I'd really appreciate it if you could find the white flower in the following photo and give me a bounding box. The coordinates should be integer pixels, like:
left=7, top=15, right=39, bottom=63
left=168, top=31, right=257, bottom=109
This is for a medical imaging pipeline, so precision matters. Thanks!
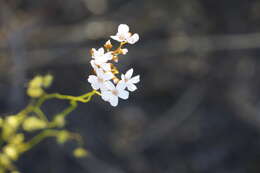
left=91, top=48, right=113, bottom=72
left=101, top=81, right=129, bottom=107
left=92, top=48, right=113, bottom=64
left=88, top=68, right=113, bottom=90
left=91, top=59, right=111, bottom=72
left=111, top=24, right=139, bottom=44
left=121, top=68, right=140, bottom=92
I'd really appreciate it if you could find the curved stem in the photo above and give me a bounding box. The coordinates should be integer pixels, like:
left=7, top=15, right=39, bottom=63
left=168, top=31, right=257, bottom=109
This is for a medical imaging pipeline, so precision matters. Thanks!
left=60, top=101, right=78, bottom=118
left=35, top=90, right=97, bottom=108
left=34, top=107, right=48, bottom=122
left=23, top=129, right=59, bottom=152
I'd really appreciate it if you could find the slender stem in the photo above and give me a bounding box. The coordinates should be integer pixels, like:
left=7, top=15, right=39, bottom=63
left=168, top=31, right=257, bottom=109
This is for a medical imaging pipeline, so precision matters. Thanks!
left=34, top=107, right=48, bottom=122
left=60, top=101, right=77, bottom=118
left=35, top=90, right=97, bottom=108
left=23, top=129, right=59, bottom=152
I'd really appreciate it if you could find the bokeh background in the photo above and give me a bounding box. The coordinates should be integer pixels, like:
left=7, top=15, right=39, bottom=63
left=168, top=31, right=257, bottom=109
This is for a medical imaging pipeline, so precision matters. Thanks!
left=1, top=0, right=260, bottom=172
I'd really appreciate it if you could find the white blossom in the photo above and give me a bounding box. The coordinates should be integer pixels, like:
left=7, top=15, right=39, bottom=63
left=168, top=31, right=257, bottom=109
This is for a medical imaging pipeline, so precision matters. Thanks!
left=88, top=24, right=140, bottom=107
left=121, top=68, right=140, bottom=92
left=110, top=24, right=139, bottom=44
left=101, top=81, right=129, bottom=107
left=92, top=48, right=113, bottom=64
left=90, top=60, right=111, bottom=72
left=88, top=68, right=113, bottom=90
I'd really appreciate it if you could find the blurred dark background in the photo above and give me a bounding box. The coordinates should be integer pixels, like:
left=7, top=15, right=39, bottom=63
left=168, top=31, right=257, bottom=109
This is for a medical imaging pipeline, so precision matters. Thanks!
left=1, top=0, right=260, bottom=172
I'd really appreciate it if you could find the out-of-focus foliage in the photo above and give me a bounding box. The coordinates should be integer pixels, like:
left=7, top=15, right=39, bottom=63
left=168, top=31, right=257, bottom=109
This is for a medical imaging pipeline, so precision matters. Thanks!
left=0, top=75, right=97, bottom=173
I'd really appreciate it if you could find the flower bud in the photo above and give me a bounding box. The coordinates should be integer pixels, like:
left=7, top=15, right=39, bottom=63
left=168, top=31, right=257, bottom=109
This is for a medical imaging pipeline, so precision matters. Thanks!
left=27, top=87, right=44, bottom=98
left=56, top=130, right=70, bottom=144
left=104, top=40, right=113, bottom=50
left=22, top=117, right=47, bottom=131
left=3, top=145, right=18, bottom=160
left=42, top=74, right=53, bottom=88
left=73, top=148, right=88, bottom=158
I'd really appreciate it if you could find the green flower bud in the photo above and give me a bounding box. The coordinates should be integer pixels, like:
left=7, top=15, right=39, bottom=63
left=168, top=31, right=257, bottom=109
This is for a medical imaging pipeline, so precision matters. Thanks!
left=53, top=115, right=65, bottom=128
left=56, top=130, right=70, bottom=144
left=42, top=74, right=53, bottom=88
left=3, top=145, right=18, bottom=160
left=22, top=117, right=47, bottom=131
left=73, top=148, right=88, bottom=158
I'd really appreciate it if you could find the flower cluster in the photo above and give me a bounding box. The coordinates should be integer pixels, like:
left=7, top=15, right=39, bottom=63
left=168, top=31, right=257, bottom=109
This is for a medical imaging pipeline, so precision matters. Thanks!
left=88, top=24, right=140, bottom=106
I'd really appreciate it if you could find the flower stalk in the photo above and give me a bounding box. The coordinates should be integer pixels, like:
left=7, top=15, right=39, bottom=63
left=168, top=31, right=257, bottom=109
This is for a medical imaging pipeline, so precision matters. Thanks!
left=0, top=24, right=140, bottom=173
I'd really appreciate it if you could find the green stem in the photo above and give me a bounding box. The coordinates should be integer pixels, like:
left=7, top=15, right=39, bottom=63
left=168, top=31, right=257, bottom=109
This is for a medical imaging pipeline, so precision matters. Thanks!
left=23, top=129, right=59, bottom=152
left=36, top=90, right=97, bottom=108
left=34, top=108, right=48, bottom=122
left=60, top=101, right=77, bottom=118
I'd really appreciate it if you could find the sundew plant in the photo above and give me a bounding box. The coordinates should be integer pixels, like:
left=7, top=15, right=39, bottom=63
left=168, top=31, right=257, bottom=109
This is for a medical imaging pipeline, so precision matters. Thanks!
left=0, top=24, right=140, bottom=173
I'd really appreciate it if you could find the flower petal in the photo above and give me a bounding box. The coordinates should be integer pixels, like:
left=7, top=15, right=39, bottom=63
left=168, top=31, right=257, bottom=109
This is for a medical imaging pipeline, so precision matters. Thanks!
left=97, top=47, right=104, bottom=55
left=129, top=75, right=140, bottom=84
left=127, top=33, right=139, bottom=44
left=91, top=82, right=100, bottom=90
left=90, top=60, right=98, bottom=71
left=125, top=68, right=133, bottom=79
left=103, top=72, right=114, bottom=81
left=121, top=74, right=125, bottom=81
left=127, top=83, right=137, bottom=92
left=116, top=80, right=127, bottom=90
left=104, top=52, right=113, bottom=60
left=110, top=35, right=120, bottom=42
left=109, top=95, right=118, bottom=107
left=118, top=89, right=129, bottom=100
left=100, top=63, right=111, bottom=71
left=88, top=75, right=97, bottom=84
left=101, top=90, right=112, bottom=101
left=118, top=24, right=129, bottom=34
left=105, top=81, right=116, bottom=90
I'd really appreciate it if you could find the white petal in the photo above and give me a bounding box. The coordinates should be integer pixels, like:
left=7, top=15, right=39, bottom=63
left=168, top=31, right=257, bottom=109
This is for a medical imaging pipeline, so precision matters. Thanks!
left=105, top=81, right=116, bottom=90
left=125, top=68, right=133, bottom=79
left=110, top=35, right=121, bottom=42
left=130, top=75, right=140, bottom=84
left=127, top=33, right=139, bottom=44
left=103, top=72, right=114, bottom=81
left=109, top=95, right=118, bottom=107
left=100, top=63, right=111, bottom=71
left=97, top=48, right=104, bottom=55
left=101, top=90, right=112, bottom=101
left=88, top=75, right=97, bottom=84
left=91, top=81, right=100, bottom=90
left=125, top=32, right=132, bottom=39
left=118, top=90, right=129, bottom=100
left=90, top=60, right=98, bottom=70
left=95, top=58, right=107, bottom=65
left=104, top=52, right=113, bottom=60
left=116, top=80, right=127, bottom=90
left=92, top=48, right=97, bottom=55
left=118, top=24, right=129, bottom=34
left=95, top=68, right=103, bottom=77
left=127, top=83, right=137, bottom=92
left=121, top=74, right=125, bottom=81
